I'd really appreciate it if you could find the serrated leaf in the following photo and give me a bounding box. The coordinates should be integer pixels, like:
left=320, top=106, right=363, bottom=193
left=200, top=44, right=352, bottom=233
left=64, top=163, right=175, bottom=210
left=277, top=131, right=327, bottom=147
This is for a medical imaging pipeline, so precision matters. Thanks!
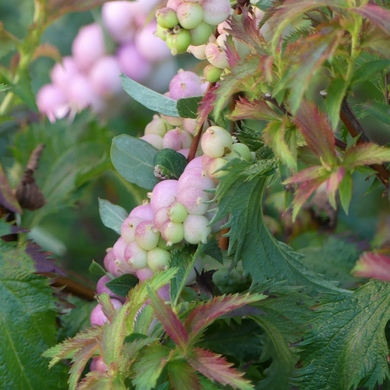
left=293, top=100, right=337, bottom=167
left=12, top=69, right=37, bottom=111
left=89, top=260, right=107, bottom=277
left=0, top=241, right=68, bottom=389
left=111, top=135, right=158, bottom=190
left=121, top=75, right=179, bottom=117
left=188, top=348, right=254, bottom=390
left=276, top=26, right=344, bottom=114
left=228, top=97, right=280, bottom=122
left=351, top=252, right=390, bottom=281
left=292, top=281, right=390, bottom=390
left=338, top=170, right=353, bottom=214
left=106, top=274, right=138, bottom=297
left=154, top=148, right=187, bottom=180
left=0, top=83, right=10, bottom=92
left=98, top=198, right=128, bottom=234
left=176, top=96, right=203, bottom=119
left=351, top=59, right=390, bottom=86
left=185, top=293, right=266, bottom=345
left=131, top=343, right=171, bottom=390
left=78, top=373, right=126, bottom=390
left=325, top=77, right=348, bottom=130
left=147, top=284, right=189, bottom=351
left=212, top=161, right=343, bottom=292
left=362, top=101, right=390, bottom=127
left=168, top=360, right=201, bottom=390
left=343, top=143, right=390, bottom=169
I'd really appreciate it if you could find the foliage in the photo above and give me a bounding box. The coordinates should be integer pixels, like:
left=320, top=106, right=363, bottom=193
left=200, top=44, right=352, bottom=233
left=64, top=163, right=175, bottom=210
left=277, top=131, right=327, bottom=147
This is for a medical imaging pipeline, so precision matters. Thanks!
left=2, top=0, right=390, bottom=389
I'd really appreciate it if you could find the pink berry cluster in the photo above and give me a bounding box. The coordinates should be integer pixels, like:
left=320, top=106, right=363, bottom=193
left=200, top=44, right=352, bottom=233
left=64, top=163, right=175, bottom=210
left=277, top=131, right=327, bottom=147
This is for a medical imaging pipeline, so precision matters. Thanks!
left=90, top=125, right=253, bottom=329
left=141, top=69, right=207, bottom=155
left=37, top=1, right=175, bottom=122
left=155, top=0, right=231, bottom=55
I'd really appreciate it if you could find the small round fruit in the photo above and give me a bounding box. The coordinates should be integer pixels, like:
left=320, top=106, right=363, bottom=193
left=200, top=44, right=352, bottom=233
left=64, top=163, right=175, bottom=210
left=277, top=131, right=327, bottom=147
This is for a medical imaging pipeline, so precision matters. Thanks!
left=177, top=2, right=204, bottom=30
left=200, top=126, right=233, bottom=158
left=156, top=7, right=179, bottom=29
left=166, top=29, right=192, bottom=55
left=147, top=247, right=171, bottom=272
left=203, top=64, right=222, bottom=82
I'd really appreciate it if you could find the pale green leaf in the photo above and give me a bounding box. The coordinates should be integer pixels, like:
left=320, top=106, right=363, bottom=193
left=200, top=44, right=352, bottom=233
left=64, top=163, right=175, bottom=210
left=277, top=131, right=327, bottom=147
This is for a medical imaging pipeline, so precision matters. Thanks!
left=98, top=198, right=128, bottom=234
left=121, top=75, right=179, bottom=117
left=111, top=135, right=159, bottom=190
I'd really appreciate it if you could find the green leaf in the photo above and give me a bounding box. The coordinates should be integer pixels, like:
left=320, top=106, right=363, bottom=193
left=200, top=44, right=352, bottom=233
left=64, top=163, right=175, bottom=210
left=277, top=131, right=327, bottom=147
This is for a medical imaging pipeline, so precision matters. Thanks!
left=12, top=69, right=38, bottom=111
left=131, top=343, right=171, bottom=390
left=121, top=75, right=179, bottom=117
left=176, top=96, right=203, bottom=119
left=351, top=59, right=390, bottom=86
left=0, top=162, right=22, bottom=214
left=338, top=170, right=353, bottom=214
left=98, top=198, right=128, bottom=235
left=362, top=100, right=390, bottom=127
left=325, top=77, right=348, bottom=130
left=0, top=83, right=10, bottom=92
left=213, top=161, right=343, bottom=293
left=89, top=260, right=107, bottom=277
left=106, top=274, right=138, bottom=297
left=0, top=218, right=12, bottom=237
left=111, top=135, right=159, bottom=190
left=343, top=143, right=390, bottom=169
left=168, top=360, right=201, bottom=390
left=292, top=281, right=390, bottom=389
left=0, top=241, right=68, bottom=389
left=154, top=148, right=187, bottom=180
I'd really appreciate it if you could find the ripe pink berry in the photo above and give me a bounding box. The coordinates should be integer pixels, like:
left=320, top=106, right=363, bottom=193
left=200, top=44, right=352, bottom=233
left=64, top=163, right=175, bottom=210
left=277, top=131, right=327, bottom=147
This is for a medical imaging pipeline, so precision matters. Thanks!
left=36, top=84, right=69, bottom=122
left=141, top=134, right=163, bottom=150
left=177, top=186, right=211, bottom=215
left=149, top=180, right=178, bottom=212
left=136, top=267, right=154, bottom=281
left=135, top=220, right=160, bottom=251
left=178, top=166, right=216, bottom=192
left=96, top=275, right=123, bottom=300
left=117, top=43, right=152, bottom=82
left=129, top=203, right=155, bottom=220
left=121, top=215, right=143, bottom=244
left=72, top=23, right=106, bottom=72
left=183, top=214, right=211, bottom=244
left=104, top=248, right=122, bottom=277
left=89, top=56, right=122, bottom=98
left=124, top=241, right=148, bottom=269
left=90, top=298, right=122, bottom=327
left=50, top=56, right=79, bottom=93
left=201, top=0, right=231, bottom=26
left=153, top=207, right=170, bottom=229
left=90, top=357, right=108, bottom=373
left=205, top=42, right=229, bottom=69
left=168, top=70, right=204, bottom=100
left=162, top=128, right=193, bottom=150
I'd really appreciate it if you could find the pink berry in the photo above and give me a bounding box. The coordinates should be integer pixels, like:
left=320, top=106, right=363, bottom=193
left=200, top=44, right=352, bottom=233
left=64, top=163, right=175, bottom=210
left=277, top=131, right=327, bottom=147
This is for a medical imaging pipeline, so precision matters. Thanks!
left=201, top=0, right=231, bottom=25
left=90, top=357, right=108, bottom=373
left=117, top=43, right=152, bottom=82
left=141, top=134, right=163, bottom=149
left=90, top=298, right=122, bottom=327
left=135, top=220, right=160, bottom=251
left=124, top=241, right=148, bottom=269
left=168, top=70, right=204, bottom=100
left=136, top=267, right=154, bottom=281
left=50, top=57, right=79, bottom=93
left=178, top=166, right=216, bottom=192
left=121, top=215, right=143, bottom=244
left=183, top=214, right=211, bottom=244
left=89, top=56, right=122, bottom=98
left=36, top=84, right=69, bottom=122
left=177, top=186, right=211, bottom=215
left=96, top=275, right=122, bottom=300
left=149, top=180, right=178, bottom=212
left=129, top=203, right=155, bottom=220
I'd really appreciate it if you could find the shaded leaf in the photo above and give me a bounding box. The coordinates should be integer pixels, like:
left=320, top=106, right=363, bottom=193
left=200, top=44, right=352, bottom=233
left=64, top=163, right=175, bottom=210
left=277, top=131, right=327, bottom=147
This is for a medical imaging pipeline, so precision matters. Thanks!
left=343, top=143, right=390, bottom=169
left=0, top=162, right=22, bottom=214
left=292, top=281, right=390, bottom=390
left=352, top=4, right=390, bottom=36
left=89, top=260, right=107, bottom=277
left=176, top=96, right=202, bottom=119
left=99, top=198, right=128, bottom=235
left=325, top=77, right=348, bottom=130
left=106, top=274, right=138, bottom=297
left=352, top=252, right=390, bottom=281
left=168, top=360, right=201, bottom=390
left=187, top=348, right=253, bottom=390
left=111, top=135, right=158, bottom=190
left=121, top=75, right=179, bottom=117
left=362, top=100, right=390, bottom=127
left=351, top=59, right=390, bottom=86
left=154, top=148, right=187, bottom=180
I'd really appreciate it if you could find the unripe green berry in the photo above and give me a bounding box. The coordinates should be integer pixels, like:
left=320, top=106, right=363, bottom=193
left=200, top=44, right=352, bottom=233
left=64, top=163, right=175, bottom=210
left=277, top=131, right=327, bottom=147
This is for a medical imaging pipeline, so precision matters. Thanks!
left=206, top=157, right=228, bottom=179
left=155, top=24, right=169, bottom=41
left=166, top=29, right=192, bottom=55
left=200, top=125, right=233, bottom=158
left=156, top=7, right=179, bottom=29
left=167, top=201, right=188, bottom=223
left=225, top=143, right=252, bottom=162
left=203, top=64, right=222, bottom=82
left=177, top=2, right=204, bottom=30
left=147, top=247, right=171, bottom=272
left=189, top=21, right=213, bottom=46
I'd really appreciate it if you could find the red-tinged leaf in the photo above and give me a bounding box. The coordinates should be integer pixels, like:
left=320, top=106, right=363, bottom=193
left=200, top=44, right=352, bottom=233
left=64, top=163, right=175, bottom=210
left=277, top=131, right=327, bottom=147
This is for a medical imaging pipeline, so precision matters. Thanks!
left=283, top=165, right=328, bottom=185
left=279, top=25, right=344, bottom=114
left=352, top=252, right=390, bottom=282
left=343, top=143, right=390, bottom=169
left=213, top=56, right=260, bottom=121
left=338, top=170, right=353, bottom=214
left=43, top=327, right=101, bottom=367
left=360, top=24, right=390, bottom=60
left=228, top=97, right=281, bottom=122
left=185, top=293, right=265, bottom=344
left=0, top=162, right=22, bottom=214
left=267, top=0, right=348, bottom=50
left=227, top=9, right=267, bottom=55
left=326, top=167, right=345, bottom=210
left=352, top=4, right=390, bottom=36
left=131, top=343, right=170, bottom=390
left=32, top=43, right=62, bottom=62
left=168, top=360, right=201, bottom=390
left=146, top=284, right=189, bottom=351
left=79, top=373, right=127, bottom=390
left=195, top=85, right=218, bottom=135
left=263, top=119, right=297, bottom=170
left=293, top=100, right=337, bottom=167
left=187, top=348, right=254, bottom=390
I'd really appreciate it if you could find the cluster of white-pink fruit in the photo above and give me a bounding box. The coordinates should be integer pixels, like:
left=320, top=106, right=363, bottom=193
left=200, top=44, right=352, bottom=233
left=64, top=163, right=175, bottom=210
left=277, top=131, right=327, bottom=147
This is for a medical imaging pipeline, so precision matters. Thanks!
left=37, top=0, right=175, bottom=122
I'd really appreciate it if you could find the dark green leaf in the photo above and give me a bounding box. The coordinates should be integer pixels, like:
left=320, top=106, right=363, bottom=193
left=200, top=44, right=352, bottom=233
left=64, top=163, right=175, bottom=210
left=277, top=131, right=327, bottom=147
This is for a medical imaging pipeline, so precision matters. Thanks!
left=154, top=148, right=187, bottom=180
left=98, top=198, right=128, bottom=234
left=106, top=274, right=138, bottom=297
left=0, top=162, right=22, bottom=213
left=111, top=135, right=159, bottom=190
left=292, top=281, right=390, bottom=390
left=12, top=69, right=37, bottom=111
left=0, top=241, right=68, bottom=389
left=351, top=59, right=390, bottom=86
left=89, top=260, right=107, bottom=277
left=325, top=77, right=348, bottom=130
left=176, top=96, right=203, bottom=119
left=362, top=100, right=390, bottom=126
left=121, top=75, right=179, bottom=117
left=168, top=360, right=201, bottom=390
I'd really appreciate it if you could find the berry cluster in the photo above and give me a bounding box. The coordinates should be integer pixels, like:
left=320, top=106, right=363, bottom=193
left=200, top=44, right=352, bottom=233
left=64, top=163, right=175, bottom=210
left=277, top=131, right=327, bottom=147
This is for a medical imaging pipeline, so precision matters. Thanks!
left=141, top=69, right=207, bottom=155
left=37, top=1, right=175, bottom=122
left=90, top=124, right=254, bottom=327
left=155, top=0, right=231, bottom=55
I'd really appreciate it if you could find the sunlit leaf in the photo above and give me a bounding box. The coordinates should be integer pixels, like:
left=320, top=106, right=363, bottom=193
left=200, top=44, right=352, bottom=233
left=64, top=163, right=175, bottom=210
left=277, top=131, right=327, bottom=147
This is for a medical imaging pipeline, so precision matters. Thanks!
left=343, top=143, right=390, bottom=169
left=352, top=252, right=390, bottom=281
